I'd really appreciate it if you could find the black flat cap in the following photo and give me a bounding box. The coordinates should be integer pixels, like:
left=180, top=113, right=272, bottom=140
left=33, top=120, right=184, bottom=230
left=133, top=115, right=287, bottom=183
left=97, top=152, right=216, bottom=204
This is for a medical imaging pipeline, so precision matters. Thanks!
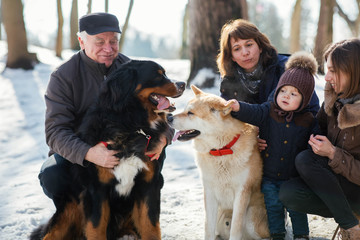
left=79, top=12, right=121, bottom=35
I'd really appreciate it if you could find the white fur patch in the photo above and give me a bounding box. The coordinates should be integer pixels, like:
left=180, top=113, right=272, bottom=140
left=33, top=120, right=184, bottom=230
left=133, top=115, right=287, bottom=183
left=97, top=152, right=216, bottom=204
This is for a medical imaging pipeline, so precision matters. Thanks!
left=112, top=155, right=148, bottom=196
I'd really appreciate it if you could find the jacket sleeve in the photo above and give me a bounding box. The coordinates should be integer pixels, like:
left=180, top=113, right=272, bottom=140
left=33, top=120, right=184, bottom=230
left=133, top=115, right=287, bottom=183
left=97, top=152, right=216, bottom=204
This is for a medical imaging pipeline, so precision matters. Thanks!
left=316, top=103, right=328, bottom=135
left=45, top=70, right=91, bottom=166
left=329, top=148, right=360, bottom=186
left=231, top=102, right=270, bottom=127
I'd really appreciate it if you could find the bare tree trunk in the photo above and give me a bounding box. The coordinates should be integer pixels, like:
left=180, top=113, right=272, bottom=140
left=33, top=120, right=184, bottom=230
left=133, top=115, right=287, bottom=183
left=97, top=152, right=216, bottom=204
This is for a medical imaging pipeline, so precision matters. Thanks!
left=336, top=0, right=360, bottom=37
left=314, top=0, right=334, bottom=74
left=105, top=0, right=109, bottom=13
left=87, top=0, right=92, bottom=14
left=290, top=0, right=302, bottom=53
left=2, top=0, right=38, bottom=69
left=56, top=0, right=63, bottom=58
left=119, top=0, right=134, bottom=52
left=70, top=0, right=79, bottom=50
left=180, top=2, right=189, bottom=59
left=188, top=0, right=247, bottom=87
left=240, top=0, right=249, bottom=20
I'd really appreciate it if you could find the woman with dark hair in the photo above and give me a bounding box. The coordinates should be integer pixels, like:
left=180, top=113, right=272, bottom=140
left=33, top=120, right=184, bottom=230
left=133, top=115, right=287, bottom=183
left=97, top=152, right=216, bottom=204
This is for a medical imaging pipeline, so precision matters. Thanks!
left=217, top=18, right=319, bottom=114
left=279, top=38, right=360, bottom=240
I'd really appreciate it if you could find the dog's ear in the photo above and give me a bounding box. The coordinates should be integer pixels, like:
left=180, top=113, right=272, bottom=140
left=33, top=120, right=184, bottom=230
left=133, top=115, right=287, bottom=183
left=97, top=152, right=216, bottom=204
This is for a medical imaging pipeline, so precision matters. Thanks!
left=191, top=85, right=203, bottom=96
left=222, top=99, right=237, bottom=116
left=98, top=67, right=139, bottom=111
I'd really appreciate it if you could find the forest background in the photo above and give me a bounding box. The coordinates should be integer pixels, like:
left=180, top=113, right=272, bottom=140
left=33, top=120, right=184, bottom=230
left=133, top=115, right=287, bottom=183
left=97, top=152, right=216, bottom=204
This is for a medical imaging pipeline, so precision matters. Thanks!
left=1, top=0, right=359, bottom=85
left=0, top=0, right=358, bottom=239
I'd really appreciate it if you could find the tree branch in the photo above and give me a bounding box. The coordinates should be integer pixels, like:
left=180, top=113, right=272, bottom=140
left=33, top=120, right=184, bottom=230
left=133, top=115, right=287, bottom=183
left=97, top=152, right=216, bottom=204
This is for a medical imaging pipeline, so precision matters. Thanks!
left=335, top=1, right=355, bottom=29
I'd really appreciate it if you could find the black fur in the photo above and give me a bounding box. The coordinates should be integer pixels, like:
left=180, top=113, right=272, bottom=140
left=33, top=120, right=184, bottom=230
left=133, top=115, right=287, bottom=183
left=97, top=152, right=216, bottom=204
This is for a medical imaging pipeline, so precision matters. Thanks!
left=31, top=60, right=185, bottom=240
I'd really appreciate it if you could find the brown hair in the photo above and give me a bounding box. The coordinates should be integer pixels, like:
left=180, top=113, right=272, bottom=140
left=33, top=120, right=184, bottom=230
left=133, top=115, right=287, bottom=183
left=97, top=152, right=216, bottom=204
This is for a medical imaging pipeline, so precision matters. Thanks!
left=216, top=19, right=277, bottom=77
left=324, top=38, right=360, bottom=98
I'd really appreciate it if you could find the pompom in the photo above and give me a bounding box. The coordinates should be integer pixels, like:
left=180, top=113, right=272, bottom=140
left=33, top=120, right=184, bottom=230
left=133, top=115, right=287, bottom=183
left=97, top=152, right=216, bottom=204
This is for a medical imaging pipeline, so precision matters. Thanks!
left=285, top=51, right=318, bottom=75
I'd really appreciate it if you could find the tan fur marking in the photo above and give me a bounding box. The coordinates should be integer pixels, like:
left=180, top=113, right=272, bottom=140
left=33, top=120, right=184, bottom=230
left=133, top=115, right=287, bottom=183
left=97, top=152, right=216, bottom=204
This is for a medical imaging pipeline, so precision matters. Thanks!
left=43, top=200, right=84, bottom=240
left=137, top=85, right=176, bottom=121
left=85, top=201, right=110, bottom=240
left=132, top=201, right=161, bottom=240
left=97, top=166, right=115, bottom=183
left=142, top=162, right=155, bottom=182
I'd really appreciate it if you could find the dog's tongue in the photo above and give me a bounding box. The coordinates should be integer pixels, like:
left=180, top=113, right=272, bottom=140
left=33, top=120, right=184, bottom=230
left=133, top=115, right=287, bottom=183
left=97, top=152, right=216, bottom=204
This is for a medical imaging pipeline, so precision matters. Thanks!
left=172, top=131, right=186, bottom=142
left=157, top=95, right=170, bottom=110
left=172, top=131, right=181, bottom=142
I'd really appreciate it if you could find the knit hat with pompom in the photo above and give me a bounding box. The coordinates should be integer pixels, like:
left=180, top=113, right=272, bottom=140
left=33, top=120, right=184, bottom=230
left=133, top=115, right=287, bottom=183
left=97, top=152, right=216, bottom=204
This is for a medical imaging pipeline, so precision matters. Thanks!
left=274, top=51, right=318, bottom=112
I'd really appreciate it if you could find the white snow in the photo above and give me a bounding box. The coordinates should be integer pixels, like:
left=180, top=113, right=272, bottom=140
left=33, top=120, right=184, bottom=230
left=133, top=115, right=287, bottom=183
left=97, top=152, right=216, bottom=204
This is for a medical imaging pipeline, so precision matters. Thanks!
left=0, top=42, right=337, bottom=239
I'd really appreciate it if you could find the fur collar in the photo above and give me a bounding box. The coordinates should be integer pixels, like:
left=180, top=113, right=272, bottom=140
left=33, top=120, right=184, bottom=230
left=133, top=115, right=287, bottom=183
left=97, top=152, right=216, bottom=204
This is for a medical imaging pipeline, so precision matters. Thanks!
left=323, top=82, right=360, bottom=129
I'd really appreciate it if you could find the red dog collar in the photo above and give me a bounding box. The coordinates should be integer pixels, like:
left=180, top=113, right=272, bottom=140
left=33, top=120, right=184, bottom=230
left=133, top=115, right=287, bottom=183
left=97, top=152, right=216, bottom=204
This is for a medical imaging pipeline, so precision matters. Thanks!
left=209, top=134, right=240, bottom=156
left=137, top=129, right=155, bottom=158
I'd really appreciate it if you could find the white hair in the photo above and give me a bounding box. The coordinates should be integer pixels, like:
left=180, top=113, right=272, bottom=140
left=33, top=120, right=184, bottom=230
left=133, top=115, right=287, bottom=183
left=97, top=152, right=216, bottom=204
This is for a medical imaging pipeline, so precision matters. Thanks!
left=77, top=31, right=88, bottom=43
left=77, top=31, right=120, bottom=43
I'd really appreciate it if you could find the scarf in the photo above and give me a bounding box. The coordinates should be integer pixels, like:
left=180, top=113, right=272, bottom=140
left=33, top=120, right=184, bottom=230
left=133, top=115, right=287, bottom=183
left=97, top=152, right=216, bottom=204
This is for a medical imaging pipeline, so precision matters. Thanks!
left=335, top=93, right=360, bottom=113
left=236, top=64, right=263, bottom=96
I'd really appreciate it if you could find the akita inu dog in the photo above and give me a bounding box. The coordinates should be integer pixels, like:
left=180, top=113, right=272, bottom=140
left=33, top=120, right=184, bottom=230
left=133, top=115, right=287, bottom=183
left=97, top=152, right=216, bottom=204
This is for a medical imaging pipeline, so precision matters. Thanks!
left=169, top=85, right=269, bottom=240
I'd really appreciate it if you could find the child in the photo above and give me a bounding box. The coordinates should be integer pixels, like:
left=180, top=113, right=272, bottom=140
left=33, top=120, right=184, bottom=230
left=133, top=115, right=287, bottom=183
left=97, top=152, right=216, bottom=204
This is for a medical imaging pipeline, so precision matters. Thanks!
left=230, top=51, right=320, bottom=240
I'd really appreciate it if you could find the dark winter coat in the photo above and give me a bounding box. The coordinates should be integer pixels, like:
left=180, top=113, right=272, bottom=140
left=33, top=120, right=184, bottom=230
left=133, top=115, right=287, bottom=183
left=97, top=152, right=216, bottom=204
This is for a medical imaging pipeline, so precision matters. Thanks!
left=45, top=50, right=130, bottom=165
left=231, top=101, right=319, bottom=180
left=318, top=82, right=360, bottom=186
left=220, top=52, right=320, bottom=115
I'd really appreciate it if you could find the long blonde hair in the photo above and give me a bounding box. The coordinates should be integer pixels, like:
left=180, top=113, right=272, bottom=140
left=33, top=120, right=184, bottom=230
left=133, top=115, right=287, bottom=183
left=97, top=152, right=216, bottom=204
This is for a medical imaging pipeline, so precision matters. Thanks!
left=216, top=19, right=277, bottom=77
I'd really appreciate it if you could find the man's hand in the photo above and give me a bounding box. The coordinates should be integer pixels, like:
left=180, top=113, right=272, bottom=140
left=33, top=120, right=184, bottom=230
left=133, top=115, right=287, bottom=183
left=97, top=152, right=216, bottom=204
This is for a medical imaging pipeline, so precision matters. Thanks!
left=145, top=135, right=167, bottom=161
left=85, top=142, right=119, bottom=168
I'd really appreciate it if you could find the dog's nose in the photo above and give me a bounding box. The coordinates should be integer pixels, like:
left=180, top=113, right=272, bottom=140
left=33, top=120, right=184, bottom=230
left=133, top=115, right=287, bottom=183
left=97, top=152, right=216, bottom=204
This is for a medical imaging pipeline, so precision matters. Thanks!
left=167, top=114, right=173, bottom=123
left=176, top=82, right=186, bottom=91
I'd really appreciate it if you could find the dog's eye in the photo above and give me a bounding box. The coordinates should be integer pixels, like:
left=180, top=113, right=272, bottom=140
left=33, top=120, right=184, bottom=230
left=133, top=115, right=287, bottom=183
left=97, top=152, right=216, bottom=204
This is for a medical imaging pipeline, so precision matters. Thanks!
left=210, top=108, right=216, bottom=112
left=187, top=111, right=194, bottom=116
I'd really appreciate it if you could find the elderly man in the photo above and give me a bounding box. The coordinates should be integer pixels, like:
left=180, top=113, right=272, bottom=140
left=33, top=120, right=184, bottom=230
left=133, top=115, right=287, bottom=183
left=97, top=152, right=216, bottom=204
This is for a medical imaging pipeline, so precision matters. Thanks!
left=39, top=12, right=167, bottom=203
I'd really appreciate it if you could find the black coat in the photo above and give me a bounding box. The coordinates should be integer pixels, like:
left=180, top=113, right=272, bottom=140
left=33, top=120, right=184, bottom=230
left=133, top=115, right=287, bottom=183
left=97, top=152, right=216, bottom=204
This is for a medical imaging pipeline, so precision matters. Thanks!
left=232, top=102, right=320, bottom=180
left=45, top=50, right=130, bottom=165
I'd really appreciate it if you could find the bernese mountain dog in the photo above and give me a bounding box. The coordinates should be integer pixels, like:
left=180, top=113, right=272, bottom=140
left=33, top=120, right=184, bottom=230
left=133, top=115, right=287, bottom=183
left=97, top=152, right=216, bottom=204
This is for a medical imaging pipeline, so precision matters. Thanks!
left=30, top=60, right=186, bottom=240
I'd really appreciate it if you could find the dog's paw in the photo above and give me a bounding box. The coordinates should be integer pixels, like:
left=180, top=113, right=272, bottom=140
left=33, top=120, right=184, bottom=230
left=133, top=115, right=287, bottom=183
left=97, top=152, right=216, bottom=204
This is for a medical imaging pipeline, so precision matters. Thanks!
left=117, top=235, right=138, bottom=240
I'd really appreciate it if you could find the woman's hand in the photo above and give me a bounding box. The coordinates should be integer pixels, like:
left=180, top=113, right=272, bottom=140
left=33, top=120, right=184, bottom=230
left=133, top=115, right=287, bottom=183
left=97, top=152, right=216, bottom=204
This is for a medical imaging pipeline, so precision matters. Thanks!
left=308, top=134, right=336, bottom=159
left=145, top=135, right=167, bottom=161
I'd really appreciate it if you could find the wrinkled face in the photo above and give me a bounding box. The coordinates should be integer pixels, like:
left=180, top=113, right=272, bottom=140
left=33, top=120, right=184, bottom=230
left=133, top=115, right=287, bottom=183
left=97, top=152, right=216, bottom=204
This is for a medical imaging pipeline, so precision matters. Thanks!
left=79, top=32, right=119, bottom=67
left=230, top=38, right=262, bottom=73
left=325, top=57, right=350, bottom=94
left=276, top=85, right=303, bottom=112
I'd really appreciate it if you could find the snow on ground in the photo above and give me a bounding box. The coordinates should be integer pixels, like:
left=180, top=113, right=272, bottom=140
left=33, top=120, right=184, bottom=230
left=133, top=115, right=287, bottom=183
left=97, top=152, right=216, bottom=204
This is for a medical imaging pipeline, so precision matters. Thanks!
left=0, top=42, right=337, bottom=239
